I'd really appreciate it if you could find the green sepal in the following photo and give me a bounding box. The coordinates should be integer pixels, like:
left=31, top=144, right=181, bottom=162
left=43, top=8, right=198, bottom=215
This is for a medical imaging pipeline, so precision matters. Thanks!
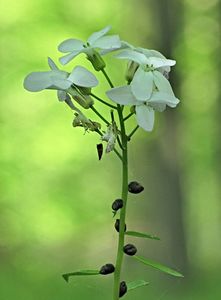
left=133, top=256, right=184, bottom=278
left=62, top=270, right=100, bottom=282
left=125, top=230, right=160, bottom=240
left=127, top=279, right=149, bottom=291
left=87, top=49, right=106, bottom=71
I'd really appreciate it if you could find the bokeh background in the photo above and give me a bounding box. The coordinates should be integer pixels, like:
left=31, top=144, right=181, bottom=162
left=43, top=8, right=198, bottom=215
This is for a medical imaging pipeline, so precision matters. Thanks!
left=1, top=0, right=221, bottom=299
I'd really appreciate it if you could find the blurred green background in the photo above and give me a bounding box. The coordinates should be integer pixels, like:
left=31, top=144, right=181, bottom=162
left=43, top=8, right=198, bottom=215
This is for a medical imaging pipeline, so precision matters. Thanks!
left=1, top=0, right=221, bottom=299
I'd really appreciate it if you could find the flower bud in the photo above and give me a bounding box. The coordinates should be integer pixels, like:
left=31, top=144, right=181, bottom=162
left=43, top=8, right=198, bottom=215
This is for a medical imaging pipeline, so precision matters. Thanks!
left=125, top=61, right=139, bottom=83
left=130, top=105, right=136, bottom=114
left=115, top=219, right=126, bottom=233
left=128, top=181, right=144, bottom=194
left=99, top=263, right=115, bottom=275
left=119, top=281, right=127, bottom=298
left=123, top=244, right=137, bottom=256
left=87, top=49, right=106, bottom=71
left=112, top=199, right=123, bottom=212
left=78, top=86, right=92, bottom=96
left=69, top=87, right=94, bottom=109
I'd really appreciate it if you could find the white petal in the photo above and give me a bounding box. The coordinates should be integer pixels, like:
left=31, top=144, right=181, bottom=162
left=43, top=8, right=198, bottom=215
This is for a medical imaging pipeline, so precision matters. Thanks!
left=147, top=57, right=176, bottom=68
left=115, top=50, right=148, bottom=65
left=131, top=67, right=153, bottom=101
left=24, top=72, right=52, bottom=92
left=49, top=70, right=71, bottom=90
left=148, top=91, right=180, bottom=108
left=59, top=50, right=82, bottom=65
left=135, top=105, right=155, bottom=131
left=58, top=39, right=84, bottom=53
left=87, top=25, right=112, bottom=45
left=92, top=35, right=121, bottom=49
left=50, top=78, right=72, bottom=90
left=106, top=86, right=139, bottom=105
left=68, top=66, right=98, bottom=87
left=153, top=70, right=174, bottom=95
left=48, top=57, right=59, bottom=70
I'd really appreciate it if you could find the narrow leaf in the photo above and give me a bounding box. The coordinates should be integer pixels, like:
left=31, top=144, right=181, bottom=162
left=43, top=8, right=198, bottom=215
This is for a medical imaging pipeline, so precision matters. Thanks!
left=62, top=270, right=100, bottom=282
left=133, top=256, right=184, bottom=278
left=125, top=230, right=160, bottom=241
left=127, top=279, right=149, bottom=291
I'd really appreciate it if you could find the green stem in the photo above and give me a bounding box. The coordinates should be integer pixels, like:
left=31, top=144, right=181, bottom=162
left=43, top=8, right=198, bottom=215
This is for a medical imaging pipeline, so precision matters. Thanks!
left=113, top=106, right=128, bottom=300
left=90, top=93, right=117, bottom=109
left=100, top=68, right=128, bottom=300
left=123, top=112, right=134, bottom=122
left=90, top=106, right=110, bottom=125
left=101, top=68, right=114, bottom=88
left=128, top=125, right=139, bottom=140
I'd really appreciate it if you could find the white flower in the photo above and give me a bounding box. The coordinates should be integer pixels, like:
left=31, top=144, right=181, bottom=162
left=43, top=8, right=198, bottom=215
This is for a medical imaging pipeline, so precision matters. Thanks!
left=115, top=49, right=176, bottom=101
left=106, top=68, right=179, bottom=132
left=24, top=58, right=98, bottom=92
left=58, top=25, right=121, bottom=66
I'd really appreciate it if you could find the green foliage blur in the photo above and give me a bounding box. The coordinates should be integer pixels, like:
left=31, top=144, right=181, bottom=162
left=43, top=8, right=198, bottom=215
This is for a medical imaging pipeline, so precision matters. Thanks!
left=0, top=0, right=221, bottom=299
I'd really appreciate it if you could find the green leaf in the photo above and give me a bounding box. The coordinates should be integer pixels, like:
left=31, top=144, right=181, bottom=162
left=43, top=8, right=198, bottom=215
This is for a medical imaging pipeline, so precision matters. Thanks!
left=125, top=230, right=160, bottom=240
left=127, top=279, right=149, bottom=291
left=62, top=270, right=100, bottom=282
left=133, top=256, right=184, bottom=278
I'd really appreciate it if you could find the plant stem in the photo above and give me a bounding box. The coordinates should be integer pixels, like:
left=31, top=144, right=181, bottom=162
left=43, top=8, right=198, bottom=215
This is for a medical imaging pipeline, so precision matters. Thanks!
left=90, top=106, right=110, bottom=125
left=128, top=125, right=139, bottom=140
left=113, top=105, right=128, bottom=300
left=101, top=68, right=114, bottom=88
left=100, top=68, right=129, bottom=300
left=90, top=93, right=117, bottom=109
left=123, top=112, right=134, bottom=122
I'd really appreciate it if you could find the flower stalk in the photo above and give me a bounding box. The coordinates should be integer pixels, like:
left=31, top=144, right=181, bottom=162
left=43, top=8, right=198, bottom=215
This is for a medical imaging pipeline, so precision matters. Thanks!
left=23, top=25, right=183, bottom=300
left=113, top=105, right=128, bottom=300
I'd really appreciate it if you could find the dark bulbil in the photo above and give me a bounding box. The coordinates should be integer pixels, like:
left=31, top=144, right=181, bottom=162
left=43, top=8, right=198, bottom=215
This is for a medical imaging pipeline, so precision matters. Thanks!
left=115, top=219, right=127, bottom=233
left=123, top=244, right=137, bottom=256
left=119, top=281, right=127, bottom=297
left=112, top=199, right=124, bottom=212
left=128, top=181, right=144, bottom=194
left=99, top=263, right=115, bottom=275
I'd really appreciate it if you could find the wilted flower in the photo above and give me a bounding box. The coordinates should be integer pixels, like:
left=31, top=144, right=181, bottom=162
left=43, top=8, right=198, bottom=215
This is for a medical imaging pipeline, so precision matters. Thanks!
left=72, top=112, right=101, bottom=132
left=58, top=25, right=121, bottom=70
left=101, top=122, right=118, bottom=153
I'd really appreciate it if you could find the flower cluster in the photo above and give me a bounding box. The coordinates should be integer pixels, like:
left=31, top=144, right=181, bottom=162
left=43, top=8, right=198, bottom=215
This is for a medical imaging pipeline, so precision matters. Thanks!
left=106, top=49, right=179, bottom=131
left=24, top=25, right=180, bottom=144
